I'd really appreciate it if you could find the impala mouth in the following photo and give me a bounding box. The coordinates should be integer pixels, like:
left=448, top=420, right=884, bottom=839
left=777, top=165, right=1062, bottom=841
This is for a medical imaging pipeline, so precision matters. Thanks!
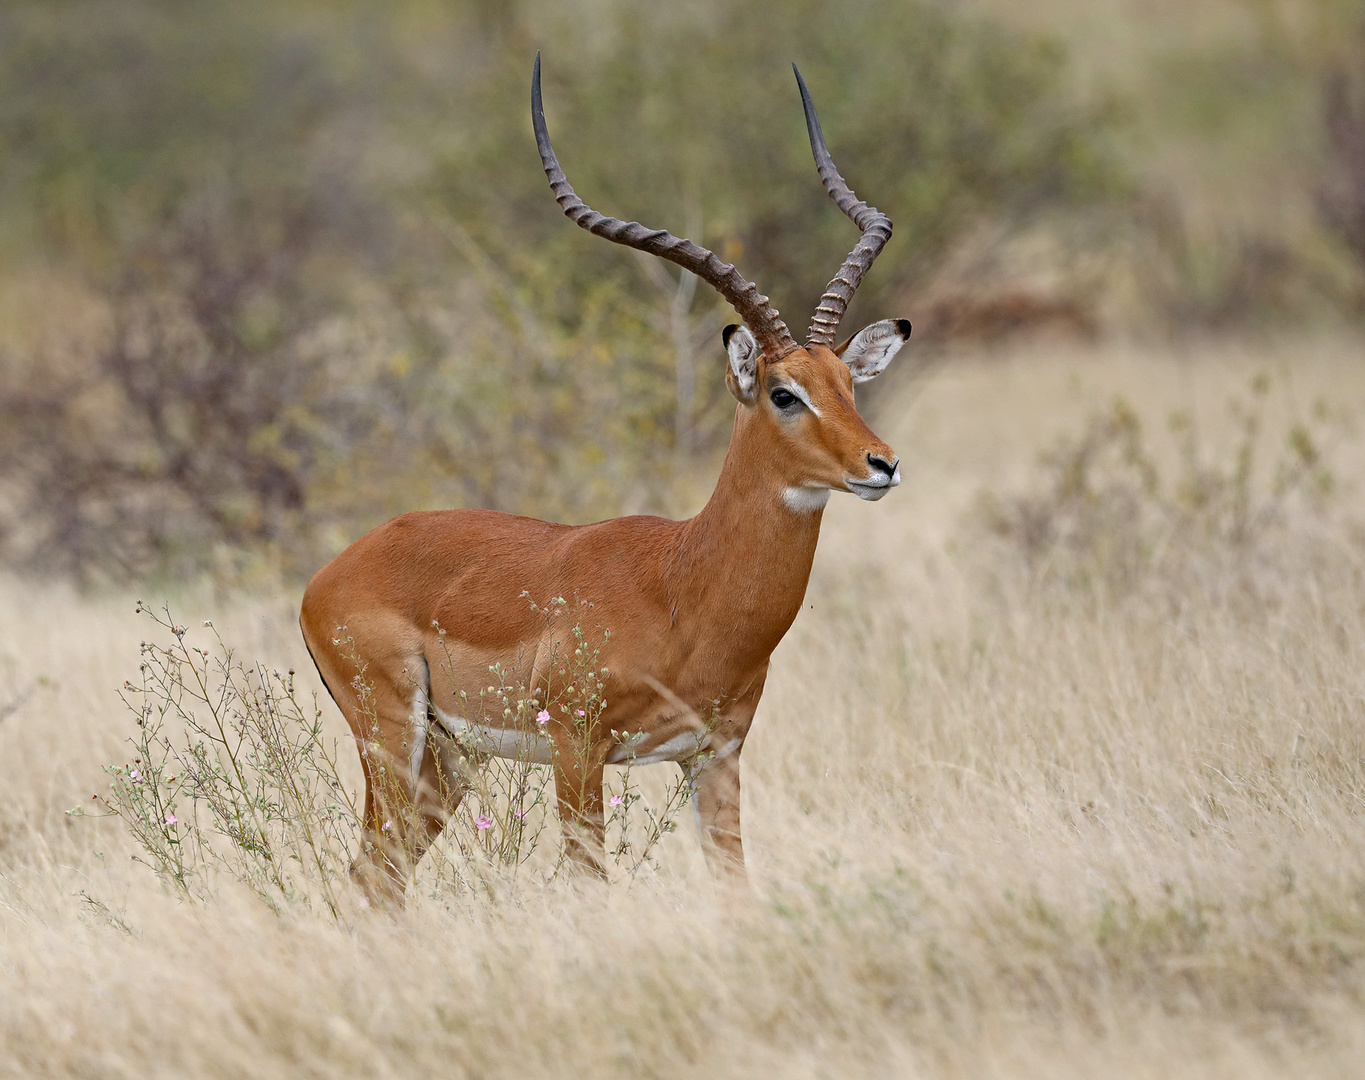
left=846, top=468, right=901, bottom=501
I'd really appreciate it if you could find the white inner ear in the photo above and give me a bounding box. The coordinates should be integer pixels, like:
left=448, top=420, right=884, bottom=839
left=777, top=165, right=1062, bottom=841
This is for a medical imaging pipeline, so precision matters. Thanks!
left=841, top=319, right=910, bottom=383
left=725, top=325, right=761, bottom=400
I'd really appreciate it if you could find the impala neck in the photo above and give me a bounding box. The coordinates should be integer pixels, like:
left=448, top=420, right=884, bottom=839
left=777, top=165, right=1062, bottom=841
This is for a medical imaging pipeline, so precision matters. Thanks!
left=673, top=403, right=824, bottom=659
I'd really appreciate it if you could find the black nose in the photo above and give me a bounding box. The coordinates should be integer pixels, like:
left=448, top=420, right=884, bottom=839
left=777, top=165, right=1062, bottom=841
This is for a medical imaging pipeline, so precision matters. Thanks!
left=867, top=453, right=898, bottom=478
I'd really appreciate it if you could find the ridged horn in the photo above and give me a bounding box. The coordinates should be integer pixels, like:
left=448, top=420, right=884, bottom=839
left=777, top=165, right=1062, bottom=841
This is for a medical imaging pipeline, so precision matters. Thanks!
left=794, top=64, right=894, bottom=347
left=532, top=54, right=798, bottom=359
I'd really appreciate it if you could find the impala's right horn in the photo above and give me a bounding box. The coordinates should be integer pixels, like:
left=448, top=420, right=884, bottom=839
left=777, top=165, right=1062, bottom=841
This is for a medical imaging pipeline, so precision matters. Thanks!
left=532, top=54, right=798, bottom=361
left=793, top=65, right=895, bottom=349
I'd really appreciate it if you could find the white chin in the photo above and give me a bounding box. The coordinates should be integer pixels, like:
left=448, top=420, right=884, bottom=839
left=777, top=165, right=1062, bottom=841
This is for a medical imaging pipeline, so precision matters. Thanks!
left=849, top=484, right=890, bottom=502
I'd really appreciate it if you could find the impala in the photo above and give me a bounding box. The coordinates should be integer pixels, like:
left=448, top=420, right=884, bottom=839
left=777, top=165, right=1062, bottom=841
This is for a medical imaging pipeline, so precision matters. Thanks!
left=300, top=56, right=912, bottom=901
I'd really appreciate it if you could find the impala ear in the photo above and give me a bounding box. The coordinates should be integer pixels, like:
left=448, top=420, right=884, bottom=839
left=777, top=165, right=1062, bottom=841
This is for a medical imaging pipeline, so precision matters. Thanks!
left=723, top=323, right=761, bottom=403
left=835, top=318, right=912, bottom=383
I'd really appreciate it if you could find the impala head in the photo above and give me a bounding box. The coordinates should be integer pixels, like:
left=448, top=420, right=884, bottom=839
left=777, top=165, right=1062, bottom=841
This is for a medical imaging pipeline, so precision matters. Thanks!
left=532, top=55, right=911, bottom=507
left=721, top=319, right=909, bottom=506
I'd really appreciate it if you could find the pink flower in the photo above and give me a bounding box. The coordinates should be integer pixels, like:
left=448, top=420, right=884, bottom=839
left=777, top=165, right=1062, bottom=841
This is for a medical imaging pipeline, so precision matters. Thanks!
left=165, top=815, right=178, bottom=826
left=514, top=808, right=529, bottom=820
left=129, top=769, right=140, bottom=782
left=382, top=819, right=393, bottom=832
left=535, top=710, right=551, bottom=725
left=609, top=795, right=624, bottom=807
left=475, top=814, right=494, bottom=831
left=575, top=709, right=586, bottom=717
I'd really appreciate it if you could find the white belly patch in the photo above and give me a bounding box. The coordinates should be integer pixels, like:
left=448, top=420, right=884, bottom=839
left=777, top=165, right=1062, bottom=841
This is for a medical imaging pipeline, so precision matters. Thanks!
left=607, top=732, right=743, bottom=766
left=431, top=707, right=556, bottom=765
left=428, top=710, right=743, bottom=770
left=607, top=730, right=706, bottom=765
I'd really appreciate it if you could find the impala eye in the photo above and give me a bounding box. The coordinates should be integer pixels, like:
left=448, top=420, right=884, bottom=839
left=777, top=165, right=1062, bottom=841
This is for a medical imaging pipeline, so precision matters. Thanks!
left=770, top=387, right=799, bottom=410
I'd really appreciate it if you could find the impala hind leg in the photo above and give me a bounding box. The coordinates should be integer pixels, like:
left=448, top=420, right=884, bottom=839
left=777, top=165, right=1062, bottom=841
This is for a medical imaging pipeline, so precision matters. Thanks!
left=348, top=725, right=475, bottom=903
left=302, top=648, right=463, bottom=905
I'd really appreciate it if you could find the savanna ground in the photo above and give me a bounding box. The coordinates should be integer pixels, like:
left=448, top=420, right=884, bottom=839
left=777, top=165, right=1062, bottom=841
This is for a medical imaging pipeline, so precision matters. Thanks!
left=4, top=332, right=1365, bottom=1078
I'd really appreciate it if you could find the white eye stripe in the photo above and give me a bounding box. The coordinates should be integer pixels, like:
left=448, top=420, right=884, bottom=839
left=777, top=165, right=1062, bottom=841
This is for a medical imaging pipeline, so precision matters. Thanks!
left=775, top=379, right=820, bottom=417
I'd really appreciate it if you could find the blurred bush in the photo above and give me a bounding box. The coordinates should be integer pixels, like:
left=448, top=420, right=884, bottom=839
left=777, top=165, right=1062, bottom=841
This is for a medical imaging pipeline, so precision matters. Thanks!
left=977, top=380, right=1336, bottom=603
left=1119, top=1, right=1365, bottom=329
left=1320, top=28, right=1365, bottom=287
left=1, top=0, right=1123, bottom=581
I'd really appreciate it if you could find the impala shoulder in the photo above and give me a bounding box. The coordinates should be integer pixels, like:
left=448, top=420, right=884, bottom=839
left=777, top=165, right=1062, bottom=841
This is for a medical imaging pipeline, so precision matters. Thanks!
left=556, top=514, right=679, bottom=597
left=565, top=513, right=681, bottom=561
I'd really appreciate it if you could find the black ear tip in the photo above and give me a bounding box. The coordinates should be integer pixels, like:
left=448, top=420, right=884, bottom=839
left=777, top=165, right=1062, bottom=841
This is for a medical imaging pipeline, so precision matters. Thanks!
left=895, top=318, right=912, bottom=338
left=722, top=323, right=740, bottom=347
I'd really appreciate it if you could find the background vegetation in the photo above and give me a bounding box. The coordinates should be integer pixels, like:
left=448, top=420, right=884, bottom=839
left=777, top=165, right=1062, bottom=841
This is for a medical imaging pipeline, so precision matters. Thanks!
left=8, top=0, right=1341, bottom=582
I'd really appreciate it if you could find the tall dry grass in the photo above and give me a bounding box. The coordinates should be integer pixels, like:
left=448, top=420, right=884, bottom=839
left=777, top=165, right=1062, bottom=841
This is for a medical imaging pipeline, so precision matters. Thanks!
left=2, top=335, right=1365, bottom=1078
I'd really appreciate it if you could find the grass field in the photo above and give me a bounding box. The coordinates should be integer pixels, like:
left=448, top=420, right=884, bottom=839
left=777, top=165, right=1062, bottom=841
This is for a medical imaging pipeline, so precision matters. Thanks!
left=3, top=334, right=1365, bottom=1078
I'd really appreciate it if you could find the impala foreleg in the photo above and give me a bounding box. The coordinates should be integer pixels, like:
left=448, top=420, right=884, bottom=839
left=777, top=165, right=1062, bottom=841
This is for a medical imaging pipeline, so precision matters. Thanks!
left=549, top=728, right=609, bottom=880
left=690, top=746, right=746, bottom=881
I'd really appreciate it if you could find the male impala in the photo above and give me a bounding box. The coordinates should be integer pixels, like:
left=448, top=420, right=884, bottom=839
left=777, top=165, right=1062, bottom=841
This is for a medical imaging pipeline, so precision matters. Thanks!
left=301, top=57, right=912, bottom=901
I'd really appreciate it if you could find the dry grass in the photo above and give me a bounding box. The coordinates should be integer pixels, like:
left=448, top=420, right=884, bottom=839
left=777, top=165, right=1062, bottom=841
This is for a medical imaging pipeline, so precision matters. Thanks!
left=4, top=334, right=1365, bottom=1078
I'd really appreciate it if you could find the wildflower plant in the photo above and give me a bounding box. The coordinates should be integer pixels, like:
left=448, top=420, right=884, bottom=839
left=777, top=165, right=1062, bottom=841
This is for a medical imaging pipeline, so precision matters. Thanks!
left=604, top=726, right=708, bottom=880
left=87, top=603, right=360, bottom=917
left=91, top=597, right=703, bottom=911
left=415, top=629, right=558, bottom=895
left=420, top=593, right=705, bottom=892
